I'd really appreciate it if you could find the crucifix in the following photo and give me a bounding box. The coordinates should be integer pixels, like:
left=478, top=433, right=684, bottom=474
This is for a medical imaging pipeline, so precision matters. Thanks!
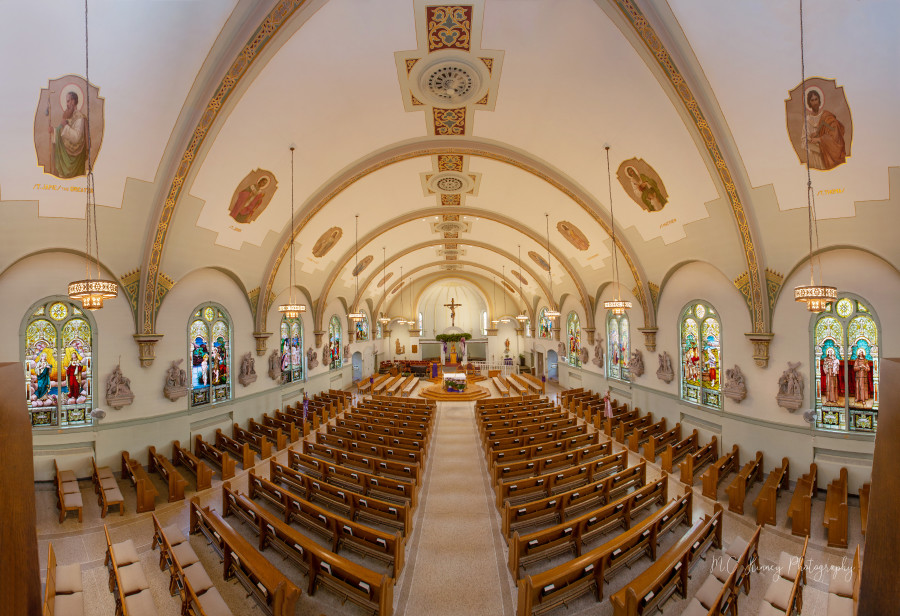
left=443, top=297, right=462, bottom=326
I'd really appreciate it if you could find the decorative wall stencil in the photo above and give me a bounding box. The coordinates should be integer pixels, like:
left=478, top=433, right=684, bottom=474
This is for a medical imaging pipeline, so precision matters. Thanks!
left=312, top=227, right=343, bottom=258
left=765, top=269, right=784, bottom=312
left=426, top=5, right=473, bottom=51
left=786, top=78, right=851, bottom=170
left=528, top=251, right=550, bottom=272
left=432, top=107, right=467, bottom=135
left=377, top=272, right=393, bottom=288
left=630, top=349, right=645, bottom=377
left=557, top=221, right=590, bottom=250
left=723, top=365, right=747, bottom=403
left=352, top=255, right=373, bottom=276
left=512, top=270, right=529, bottom=285
left=119, top=269, right=141, bottom=313
left=776, top=361, right=804, bottom=412
left=34, top=75, right=104, bottom=179
left=106, top=363, right=134, bottom=410
left=238, top=352, right=257, bottom=386
left=228, top=169, right=277, bottom=224
left=616, top=158, right=668, bottom=212
left=163, top=359, right=188, bottom=402
left=656, top=351, right=674, bottom=383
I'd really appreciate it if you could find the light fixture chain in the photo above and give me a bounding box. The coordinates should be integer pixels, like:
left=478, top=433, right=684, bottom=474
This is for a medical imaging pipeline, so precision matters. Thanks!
left=605, top=146, right=619, bottom=298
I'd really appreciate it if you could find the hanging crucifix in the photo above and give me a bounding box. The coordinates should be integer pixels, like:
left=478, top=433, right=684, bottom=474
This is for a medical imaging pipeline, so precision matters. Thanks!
left=443, top=297, right=462, bottom=326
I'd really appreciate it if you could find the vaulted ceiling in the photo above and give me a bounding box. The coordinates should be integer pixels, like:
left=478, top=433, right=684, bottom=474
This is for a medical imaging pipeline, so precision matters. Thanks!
left=2, top=0, right=898, bottom=338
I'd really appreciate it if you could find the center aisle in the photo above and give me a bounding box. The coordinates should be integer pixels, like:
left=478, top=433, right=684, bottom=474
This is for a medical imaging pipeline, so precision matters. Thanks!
left=396, top=400, right=515, bottom=615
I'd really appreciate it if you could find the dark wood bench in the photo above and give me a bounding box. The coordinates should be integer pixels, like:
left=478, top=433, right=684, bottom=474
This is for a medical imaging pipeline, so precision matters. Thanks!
left=613, top=413, right=654, bottom=444
left=335, top=416, right=428, bottom=445
left=248, top=418, right=288, bottom=451
left=700, top=443, right=739, bottom=498
left=786, top=463, right=817, bottom=537
left=327, top=424, right=425, bottom=452
left=121, top=450, right=158, bottom=513
left=314, top=432, right=424, bottom=466
left=823, top=467, right=848, bottom=547
left=91, top=457, right=125, bottom=518
left=194, top=434, right=236, bottom=480
left=233, top=422, right=273, bottom=460
left=172, top=440, right=212, bottom=492
left=725, top=451, right=763, bottom=514
left=149, top=445, right=187, bottom=503
left=300, top=440, right=421, bottom=488
left=261, top=412, right=301, bottom=444
left=488, top=430, right=595, bottom=466
left=753, top=456, right=790, bottom=526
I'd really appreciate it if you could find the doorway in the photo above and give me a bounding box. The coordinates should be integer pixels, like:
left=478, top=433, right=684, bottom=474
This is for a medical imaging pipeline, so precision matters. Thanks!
left=352, top=351, right=363, bottom=382
left=547, top=350, right=558, bottom=381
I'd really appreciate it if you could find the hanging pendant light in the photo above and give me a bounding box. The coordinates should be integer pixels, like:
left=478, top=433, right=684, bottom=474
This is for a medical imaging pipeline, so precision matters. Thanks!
left=792, top=0, right=836, bottom=313
left=67, top=0, right=117, bottom=310
left=348, top=214, right=364, bottom=321
left=278, top=146, right=307, bottom=319
left=515, top=245, right=528, bottom=323
left=544, top=214, right=560, bottom=319
left=378, top=247, right=390, bottom=323
left=601, top=145, right=632, bottom=316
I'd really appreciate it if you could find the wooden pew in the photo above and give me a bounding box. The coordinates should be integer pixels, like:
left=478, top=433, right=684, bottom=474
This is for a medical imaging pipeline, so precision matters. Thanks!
left=215, top=429, right=255, bottom=471
left=725, top=451, right=763, bottom=514
left=487, top=425, right=590, bottom=460
left=489, top=432, right=599, bottom=468
left=401, top=376, right=419, bottom=397
left=220, top=485, right=393, bottom=615
left=233, top=422, right=274, bottom=460
left=753, top=457, right=790, bottom=527
left=626, top=418, right=666, bottom=453
left=247, top=418, right=288, bottom=451
left=149, top=445, right=187, bottom=503
left=301, top=440, right=421, bottom=486
left=43, top=542, right=83, bottom=616
left=493, top=376, right=510, bottom=397
left=189, top=498, right=301, bottom=616
left=172, top=440, right=213, bottom=492
left=121, top=450, right=158, bottom=513
left=505, top=376, right=528, bottom=396
left=823, top=467, right=848, bottom=548
left=315, top=432, right=424, bottom=466
left=335, top=417, right=429, bottom=445
left=262, top=412, right=300, bottom=443
left=515, top=489, right=693, bottom=615
left=699, top=443, right=738, bottom=499
left=609, top=504, right=723, bottom=616
left=55, top=460, right=82, bottom=523
left=787, top=463, right=817, bottom=538
left=612, top=413, right=654, bottom=444
left=660, top=430, right=698, bottom=474
left=492, top=441, right=613, bottom=485
left=483, top=418, right=578, bottom=448
left=92, top=457, right=125, bottom=518
left=859, top=482, right=870, bottom=536
left=195, top=434, right=237, bottom=480
left=104, top=525, right=156, bottom=615
left=327, top=424, right=425, bottom=454
left=642, top=423, right=681, bottom=462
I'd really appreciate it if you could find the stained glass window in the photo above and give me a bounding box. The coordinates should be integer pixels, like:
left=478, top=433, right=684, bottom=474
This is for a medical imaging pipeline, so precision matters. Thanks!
left=538, top=308, right=553, bottom=339
left=680, top=302, right=721, bottom=408
left=189, top=303, right=231, bottom=407
left=417, top=312, right=424, bottom=333
left=329, top=316, right=342, bottom=370
left=25, top=299, right=95, bottom=428
left=606, top=312, right=629, bottom=381
left=355, top=314, right=369, bottom=342
left=481, top=311, right=487, bottom=336
left=375, top=320, right=382, bottom=339
left=525, top=318, right=532, bottom=338
left=566, top=312, right=581, bottom=367
left=813, top=296, right=879, bottom=433
left=280, top=315, right=303, bottom=384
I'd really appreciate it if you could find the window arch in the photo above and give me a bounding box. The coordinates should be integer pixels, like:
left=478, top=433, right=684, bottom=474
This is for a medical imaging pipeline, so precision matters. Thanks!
left=606, top=312, right=630, bottom=381
left=567, top=312, right=581, bottom=367
left=189, top=303, right=231, bottom=407
left=355, top=314, right=369, bottom=342
left=680, top=301, right=721, bottom=408
left=328, top=315, right=342, bottom=370
left=279, top=315, right=304, bottom=383
left=813, top=295, right=879, bottom=433
left=24, top=298, right=96, bottom=428
left=538, top=308, right=552, bottom=339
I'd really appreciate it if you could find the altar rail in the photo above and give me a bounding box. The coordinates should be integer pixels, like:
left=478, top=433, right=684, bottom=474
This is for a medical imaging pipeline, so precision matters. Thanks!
left=471, top=361, right=521, bottom=378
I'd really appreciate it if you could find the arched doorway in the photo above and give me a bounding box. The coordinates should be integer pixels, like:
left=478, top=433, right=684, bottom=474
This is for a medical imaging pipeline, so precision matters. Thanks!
left=351, top=351, right=363, bottom=382
left=547, top=349, right=558, bottom=381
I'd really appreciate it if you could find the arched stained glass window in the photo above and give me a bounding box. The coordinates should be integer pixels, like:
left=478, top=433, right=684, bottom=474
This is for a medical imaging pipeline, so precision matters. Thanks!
left=417, top=311, right=424, bottom=333
left=567, top=312, right=581, bottom=367
left=375, top=320, right=382, bottom=339
left=329, top=316, right=342, bottom=370
left=680, top=301, right=721, bottom=408
left=280, top=315, right=303, bottom=383
left=24, top=299, right=95, bottom=428
left=813, top=296, right=879, bottom=433
left=538, top=308, right=552, bottom=339
left=606, top=312, right=629, bottom=381
left=189, top=304, right=231, bottom=407
left=525, top=318, right=532, bottom=338
left=355, top=314, right=369, bottom=342
left=481, top=311, right=487, bottom=336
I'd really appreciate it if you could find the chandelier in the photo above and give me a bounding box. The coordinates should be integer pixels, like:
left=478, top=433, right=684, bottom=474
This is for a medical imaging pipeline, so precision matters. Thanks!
left=544, top=214, right=560, bottom=319
left=515, top=245, right=528, bottom=323
left=67, top=0, right=117, bottom=310
left=793, top=0, right=836, bottom=313
left=278, top=146, right=307, bottom=319
left=601, top=145, right=632, bottom=316
left=377, top=247, right=390, bottom=323
left=348, top=214, right=364, bottom=321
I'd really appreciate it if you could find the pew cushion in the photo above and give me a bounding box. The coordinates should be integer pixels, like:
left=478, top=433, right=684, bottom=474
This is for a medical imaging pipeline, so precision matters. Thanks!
left=123, top=589, right=157, bottom=616
left=104, top=485, right=125, bottom=503
left=96, top=466, right=115, bottom=480
left=712, top=556, right=739, bottom=583
left=197, top=586, right=234, bottom=616
left=110, top=539, right=140, bottom=566
left=62, top=480, right=80, bottom=495
left=725, top=535, right=749, bottom=561
left=827, top=571, right=854, bottom=598
left=55, top=563, right=84, bottom=593
left=758, top=601, right=786, bottom=616
left=59, top=469, right=77, bottom=484
left=52, top=591, right=84, bottom=616
left=183, top=562, right=214, bottom=594
left=696, top=575, right=724, bottom=608
left=777, top=550, right=801, bottom=581
left=172, top=542, right=200, bottom=567
left=764, top=577, right=795, bottom=611
left=62, top=490, right=83, bottom=508
left=119, top=562, right=151, bottom=595
left=681, top=598, right=709, bottom=616
left=97, top=475, right=118, bottom=491
left=826, top=593, right=854, bottom=616
left=163, top=524, right=187, bottom=546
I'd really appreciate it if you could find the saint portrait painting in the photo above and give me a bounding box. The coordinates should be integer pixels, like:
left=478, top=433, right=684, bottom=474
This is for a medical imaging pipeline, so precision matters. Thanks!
left=228, top=169, right=277, bottom=224
left=616, top=158, right=668, bottom=213
left=785, top=77, right=852, bottom=171
left=33, top=75, right=105, bottom=179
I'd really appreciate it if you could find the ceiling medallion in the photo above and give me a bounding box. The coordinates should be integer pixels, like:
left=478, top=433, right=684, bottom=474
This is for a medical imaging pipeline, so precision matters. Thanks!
left=426, top=170, right=475, bottom=195
left=430, top=219, right=471, bottom=234
left=416, top=57, right=486, bottom=107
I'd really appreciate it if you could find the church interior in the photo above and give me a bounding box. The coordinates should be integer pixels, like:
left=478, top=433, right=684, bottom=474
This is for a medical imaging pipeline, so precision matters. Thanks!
left=2, top=0, right=898, bottom=614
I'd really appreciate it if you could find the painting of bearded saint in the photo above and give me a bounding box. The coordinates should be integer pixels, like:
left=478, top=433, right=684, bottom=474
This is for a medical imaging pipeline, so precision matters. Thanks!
left=34, top=75, right=105, bottom=179
left=228, top=169, right=277, bottom=224
left=786, top=78, right=852, bottom=171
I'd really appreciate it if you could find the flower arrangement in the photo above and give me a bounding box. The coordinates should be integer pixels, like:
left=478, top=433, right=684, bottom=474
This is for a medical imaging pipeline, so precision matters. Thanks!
left=444, top=376, right=467, bottom=392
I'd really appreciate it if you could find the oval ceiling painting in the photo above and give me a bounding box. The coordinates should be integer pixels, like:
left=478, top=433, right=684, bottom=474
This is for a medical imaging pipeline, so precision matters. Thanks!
left=377, top=272, right=393, bottom=288
left=352, top=255, right=373, bottom=276
left=391, top=280, right=405, bottom=294
left=502, top=280, right=516, bottom=294
left=528, top=251, right=550, bottom=272
left=785, top=77, right=851, bottom=171
left=512, top=270, right=529, bottom=285
left=312, top=226, right=343, bottom=258
left=227, top=168, right=277, bottom=224
left=616, top=158, right=668, bottom=213
left=557, top=221, right=589, bottom=251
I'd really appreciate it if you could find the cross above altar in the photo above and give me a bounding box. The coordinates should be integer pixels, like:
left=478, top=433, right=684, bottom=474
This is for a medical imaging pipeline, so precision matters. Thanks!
left=443, top=297, right=462, bottom=326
